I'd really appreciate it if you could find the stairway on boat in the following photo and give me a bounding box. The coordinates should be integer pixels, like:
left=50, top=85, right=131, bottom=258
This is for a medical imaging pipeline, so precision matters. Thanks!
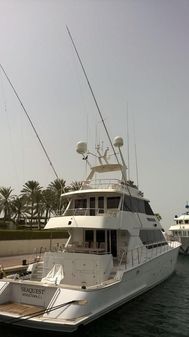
left=30, top=262, right=44, bottom=281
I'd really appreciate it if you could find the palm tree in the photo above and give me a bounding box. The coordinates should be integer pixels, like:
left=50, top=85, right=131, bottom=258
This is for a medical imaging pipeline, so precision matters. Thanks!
left=41, top=189, right=54, bottom=224
left=0, top=187, right=14, bottom=222
left=11, top=195, right=28, bottom=225
left=21, top=180, right=42, bottom=229
left=47, top=178, right=67, bottom=215
left=68, top=181, right=83, bottom=191
left=34, top=190, right=45, bottom=230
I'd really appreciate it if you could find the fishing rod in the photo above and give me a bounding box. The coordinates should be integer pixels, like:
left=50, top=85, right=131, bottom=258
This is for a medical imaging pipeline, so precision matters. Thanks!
left=66, top=27, right=143, bottom=227
left=0, top=64, right=66, bottom=210
left=0, top=63, right=60, bottom=183
left=66, top=26, right=120, bottom=167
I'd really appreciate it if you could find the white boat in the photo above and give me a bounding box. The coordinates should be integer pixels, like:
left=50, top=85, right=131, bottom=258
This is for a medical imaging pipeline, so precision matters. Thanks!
left=0, top=137, right=180, bottom=332
left=169, top=203, right=189, bottom=254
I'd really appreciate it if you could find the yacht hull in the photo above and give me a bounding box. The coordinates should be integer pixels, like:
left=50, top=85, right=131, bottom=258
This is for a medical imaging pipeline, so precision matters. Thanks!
left=179, top=238, right=189, bottom=255
left=0, top=246, right=179, bottom=332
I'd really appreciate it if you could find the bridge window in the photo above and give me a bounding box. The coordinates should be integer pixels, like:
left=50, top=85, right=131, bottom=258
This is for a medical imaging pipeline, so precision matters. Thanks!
left=139, top=229, right=167, bottom=249
left=75, top=199, right=87, bottom=209
left=144, top=201, right=154, bottom=215
left=123, top=196, right=145, bottom=213
left=98, top=197, right=104, bottom=213
left=107, top=197, right=120, bottom=209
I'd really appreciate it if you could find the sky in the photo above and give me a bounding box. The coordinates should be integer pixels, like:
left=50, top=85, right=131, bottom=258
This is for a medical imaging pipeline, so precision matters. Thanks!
left=0, top=0, right=188, bottom=230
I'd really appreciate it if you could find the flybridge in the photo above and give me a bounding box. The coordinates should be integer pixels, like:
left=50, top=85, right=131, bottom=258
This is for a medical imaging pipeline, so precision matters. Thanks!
left=76, top=136, right=128, bottom=183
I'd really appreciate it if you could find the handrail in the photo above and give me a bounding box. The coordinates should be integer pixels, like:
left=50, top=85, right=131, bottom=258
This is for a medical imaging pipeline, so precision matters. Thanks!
left=82, top=178, right=122, bottom=190
left=0, top=282, right=9, bottom=295
left=46, top=288, right=61, bottom=309
left=118, top=240, right=180, bottom=269
left=64, top=208, right=119, bottom=217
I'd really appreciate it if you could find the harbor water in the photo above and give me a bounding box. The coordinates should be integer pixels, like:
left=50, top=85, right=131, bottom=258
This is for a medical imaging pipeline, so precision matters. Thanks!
left=1, top=254, right=189, bottom=337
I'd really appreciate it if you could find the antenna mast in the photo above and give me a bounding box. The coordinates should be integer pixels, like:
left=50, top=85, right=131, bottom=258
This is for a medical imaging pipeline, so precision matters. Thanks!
left=66, top=26, right=120, bottom=166
left=133, top=115, right=139, bottom=187
left=0, top=63, right=60, bottom=182
left=126, top=103, right=130, bottom=180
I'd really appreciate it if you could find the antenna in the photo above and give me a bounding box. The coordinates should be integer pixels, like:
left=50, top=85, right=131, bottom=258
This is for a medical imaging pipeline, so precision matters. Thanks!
left=114, top=136, right=127, bottom=181
left=133, top=114, right=139, bottom=188
left=66, top=26, right=121, bottom=168
left=126, top=103, right=130, bottom=180
left=0, top=64, right=63, bottom=187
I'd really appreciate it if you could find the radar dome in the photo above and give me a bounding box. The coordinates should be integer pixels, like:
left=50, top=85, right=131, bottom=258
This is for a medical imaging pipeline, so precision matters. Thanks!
left=113, top=136, right=124, bottom=147
left=76, top=142, right=87, bottom=154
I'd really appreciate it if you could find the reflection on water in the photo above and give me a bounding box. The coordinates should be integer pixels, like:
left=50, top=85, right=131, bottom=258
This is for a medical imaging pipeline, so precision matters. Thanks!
left=1, top=255, right=189, bottom=337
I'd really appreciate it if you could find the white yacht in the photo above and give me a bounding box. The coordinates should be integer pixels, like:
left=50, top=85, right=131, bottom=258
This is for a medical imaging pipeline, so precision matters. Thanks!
left=169, top=203, right=189, bottom=254
left=0, top=137, right=180, bottom=332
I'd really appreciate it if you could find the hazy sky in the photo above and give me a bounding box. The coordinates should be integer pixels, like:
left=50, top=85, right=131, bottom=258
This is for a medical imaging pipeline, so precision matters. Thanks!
left=0, top=0, right=188, bottom=230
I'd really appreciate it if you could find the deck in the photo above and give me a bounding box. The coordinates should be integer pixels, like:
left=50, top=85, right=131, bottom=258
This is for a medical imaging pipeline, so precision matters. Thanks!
left=0, top=302, right=44, bottom=316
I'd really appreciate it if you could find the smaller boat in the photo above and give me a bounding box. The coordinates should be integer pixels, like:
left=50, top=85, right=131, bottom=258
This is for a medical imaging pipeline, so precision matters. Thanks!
left=169, top=203, right=189, bottom=254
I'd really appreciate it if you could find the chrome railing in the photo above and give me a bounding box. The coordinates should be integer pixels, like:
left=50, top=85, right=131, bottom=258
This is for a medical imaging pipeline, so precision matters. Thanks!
left=118, top=240, right=180, bottom=269
left=64, top=208, right=119, bottom=217
left=81, top=179, right=124, bottom=190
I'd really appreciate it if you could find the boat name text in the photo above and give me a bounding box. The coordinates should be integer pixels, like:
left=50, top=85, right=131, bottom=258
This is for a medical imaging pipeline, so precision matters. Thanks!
left=21, top=286, right=45, bottom=299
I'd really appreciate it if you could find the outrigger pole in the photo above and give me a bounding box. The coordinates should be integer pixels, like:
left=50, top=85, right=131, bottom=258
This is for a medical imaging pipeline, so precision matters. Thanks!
left=0, top=63, right=60, bottom=183
left=66, top=26, right=121, bottom=167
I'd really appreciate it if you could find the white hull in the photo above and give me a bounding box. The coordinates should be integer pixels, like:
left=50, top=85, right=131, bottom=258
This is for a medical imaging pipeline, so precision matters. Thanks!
left=0, top=245, right=179, bottom=332
left=179, top=238, right=189, bottom=255
left=0, top=137, right=181, bottom=332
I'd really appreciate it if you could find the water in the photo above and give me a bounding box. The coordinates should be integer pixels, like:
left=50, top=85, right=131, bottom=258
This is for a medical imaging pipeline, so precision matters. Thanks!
left=1, top=255, right=189, bottom=337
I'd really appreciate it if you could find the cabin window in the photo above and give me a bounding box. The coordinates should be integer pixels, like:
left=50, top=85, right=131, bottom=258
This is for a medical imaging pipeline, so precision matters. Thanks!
left=85, top=230, right=94, bottom=247
left=185, top=220, right=189, bottom=224
left=98, top=197, right=104, bottom=213
left=139, top=229, right=167, bottom=249
left=107, top=197, right=120, bottom=209
left=75, top=199, right=87, bottom=209
left=123, top=196, right=132, bottom=211
left=123, top=195, right=145, bottom=213
left=96, top=230, right=105, bottom=247
left=138, top=199, right=145, bottom=213
left=131, top=198, right=145, bottom=213
left=144, top=201, right=154, bottom=215
left=90, top=197, right=95, bottom=215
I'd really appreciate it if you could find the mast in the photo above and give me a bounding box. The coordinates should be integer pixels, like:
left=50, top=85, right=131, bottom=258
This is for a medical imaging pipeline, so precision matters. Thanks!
left=66, top=26, right=121, bottom=170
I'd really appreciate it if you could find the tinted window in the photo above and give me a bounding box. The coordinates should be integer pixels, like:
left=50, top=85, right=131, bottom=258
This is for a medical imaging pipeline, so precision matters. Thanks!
left=96, top=230, right=105, bottom=243
left=144, top=201, right=154, bottom=215
left=123, top=195, right=132, bottom=211
left=139, top=229, right=167, bottom=249
left=98, top=197, right=104, bottom=209
left=107, top=197, right=120, bottom=209
left=75, top=199, right=87, bottom=208
left=123, top=196, right=145, bottom=213
left=85, top=230, right=94, bottom=242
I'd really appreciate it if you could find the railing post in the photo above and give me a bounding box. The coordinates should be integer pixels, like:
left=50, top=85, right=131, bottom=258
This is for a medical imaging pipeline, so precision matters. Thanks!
left=131, top=249, right=134, bottom=267
left=137, top=247, right=139, bottom=264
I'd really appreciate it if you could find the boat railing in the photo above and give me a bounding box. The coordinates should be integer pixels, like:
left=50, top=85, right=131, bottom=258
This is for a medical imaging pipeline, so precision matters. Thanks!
left=47, top=288, right=61, bottom=309
left=118, top=240, right=180, bottom=269
left=64, top=208, right=119, bottom=217
left=81, top=179, right=125, bottom=190
left=63, top=241, right=108, bottom=255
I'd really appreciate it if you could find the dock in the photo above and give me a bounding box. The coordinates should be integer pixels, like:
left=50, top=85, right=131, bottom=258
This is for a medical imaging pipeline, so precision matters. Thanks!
left=0, top=253, right=42, bottom=277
